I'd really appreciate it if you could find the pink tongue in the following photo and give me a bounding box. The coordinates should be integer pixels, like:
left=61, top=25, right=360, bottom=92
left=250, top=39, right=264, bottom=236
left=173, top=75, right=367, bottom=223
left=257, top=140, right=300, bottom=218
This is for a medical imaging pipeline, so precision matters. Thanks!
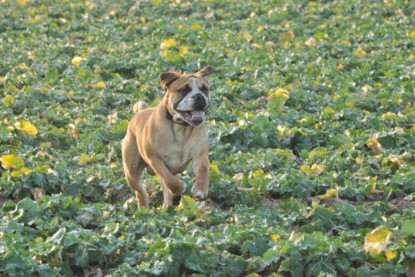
left=191, top=111, right=205, bottom=121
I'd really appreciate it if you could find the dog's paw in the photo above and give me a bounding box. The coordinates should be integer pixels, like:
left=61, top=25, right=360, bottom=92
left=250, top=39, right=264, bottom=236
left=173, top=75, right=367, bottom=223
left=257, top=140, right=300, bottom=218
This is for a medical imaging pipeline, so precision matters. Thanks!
left=191, top=186, right=208, bottom=200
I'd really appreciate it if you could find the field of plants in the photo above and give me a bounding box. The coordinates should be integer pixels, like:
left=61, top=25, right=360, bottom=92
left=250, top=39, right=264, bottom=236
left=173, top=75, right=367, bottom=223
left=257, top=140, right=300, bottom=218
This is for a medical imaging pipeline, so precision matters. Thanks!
left=1, top=0, right=415, bottom=276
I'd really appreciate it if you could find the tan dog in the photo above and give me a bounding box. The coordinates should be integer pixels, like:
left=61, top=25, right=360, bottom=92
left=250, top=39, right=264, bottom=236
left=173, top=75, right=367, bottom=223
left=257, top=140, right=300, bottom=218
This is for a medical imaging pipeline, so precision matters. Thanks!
left=122, top=66, right=217, bottom=208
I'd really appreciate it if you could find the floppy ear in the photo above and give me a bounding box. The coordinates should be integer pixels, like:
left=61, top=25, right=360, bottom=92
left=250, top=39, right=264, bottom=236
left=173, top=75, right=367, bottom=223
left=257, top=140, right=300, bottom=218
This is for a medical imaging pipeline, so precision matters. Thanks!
left=160, top=71, right=181, bottom=89
left=196, top=66, right=218, bottom=78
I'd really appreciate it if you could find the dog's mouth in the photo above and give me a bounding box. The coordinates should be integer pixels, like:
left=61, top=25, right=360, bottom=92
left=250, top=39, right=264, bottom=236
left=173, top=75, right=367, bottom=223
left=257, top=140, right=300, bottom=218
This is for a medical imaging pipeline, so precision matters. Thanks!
left=175, top=110, right=206, bottom=126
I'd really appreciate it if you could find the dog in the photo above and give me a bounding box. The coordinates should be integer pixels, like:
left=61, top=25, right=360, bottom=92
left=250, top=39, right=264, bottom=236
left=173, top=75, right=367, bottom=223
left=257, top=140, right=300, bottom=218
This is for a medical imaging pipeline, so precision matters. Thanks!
left=122, top=66, right=217, bottom=208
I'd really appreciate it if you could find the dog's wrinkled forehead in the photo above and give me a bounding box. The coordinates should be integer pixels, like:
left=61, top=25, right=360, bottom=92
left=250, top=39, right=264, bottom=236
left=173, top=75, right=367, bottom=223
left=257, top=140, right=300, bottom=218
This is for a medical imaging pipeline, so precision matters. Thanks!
left=169, top=75, right=209, bottom=92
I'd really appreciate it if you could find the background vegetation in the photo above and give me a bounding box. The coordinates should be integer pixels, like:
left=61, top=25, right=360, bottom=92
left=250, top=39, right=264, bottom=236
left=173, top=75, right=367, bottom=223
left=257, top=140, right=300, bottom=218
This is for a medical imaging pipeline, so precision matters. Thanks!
left=1, top=0, right=415, bottom=276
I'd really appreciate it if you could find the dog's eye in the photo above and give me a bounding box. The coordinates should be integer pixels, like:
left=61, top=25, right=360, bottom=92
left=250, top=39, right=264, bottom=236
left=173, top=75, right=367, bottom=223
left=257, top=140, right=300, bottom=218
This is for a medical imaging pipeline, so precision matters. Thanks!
left=179, top=86, right=192, bottom=95
left=200, top=85, right=209, bottom=94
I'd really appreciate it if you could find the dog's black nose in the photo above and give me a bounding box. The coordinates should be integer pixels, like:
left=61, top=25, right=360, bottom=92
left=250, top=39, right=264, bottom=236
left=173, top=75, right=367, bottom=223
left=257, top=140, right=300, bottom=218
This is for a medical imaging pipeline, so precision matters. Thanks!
left=193, top=93, right=204, bottom=102
left=193, top=93, right=206, bottom=110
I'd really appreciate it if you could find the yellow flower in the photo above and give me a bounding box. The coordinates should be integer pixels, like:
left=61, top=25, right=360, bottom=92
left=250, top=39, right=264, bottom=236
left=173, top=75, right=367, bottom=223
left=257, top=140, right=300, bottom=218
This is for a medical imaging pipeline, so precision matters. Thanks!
left=381, top=112, right=396, bottom=120
left=305, top=37, right=316, bottom=47
left=92, top=81, right=106, bottom=89
left=385, top=250, right=398, bottom=262
left=362, top=85, right=373, bottom=92
left=336, top=64, right=345, bottom=71
left=18, top=63, right=30, bottom=70
left=160, top=39, right=178, bottom=50
left=270, top=234, right=280, bottom=243
left=355, top=47, right=367, bottom=58
left=191, top=24, right=202, bottom=31
left=71, top=56, right=84, bottom=66
left=252, top=169, right=264, bottom=178
left=179, top=46, right=190, bottom=57
left=311, top=164, right=326, bottom=175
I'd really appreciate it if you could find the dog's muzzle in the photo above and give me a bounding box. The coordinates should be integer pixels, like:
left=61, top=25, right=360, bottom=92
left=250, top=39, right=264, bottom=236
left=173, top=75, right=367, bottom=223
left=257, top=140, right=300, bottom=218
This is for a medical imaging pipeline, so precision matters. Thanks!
left=174, top=93, right=209, bottom=126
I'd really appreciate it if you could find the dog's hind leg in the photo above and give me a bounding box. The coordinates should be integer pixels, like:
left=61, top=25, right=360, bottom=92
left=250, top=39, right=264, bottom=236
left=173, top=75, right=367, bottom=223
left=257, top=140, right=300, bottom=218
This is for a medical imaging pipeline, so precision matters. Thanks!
left=122, top=131, right=149, bottom=208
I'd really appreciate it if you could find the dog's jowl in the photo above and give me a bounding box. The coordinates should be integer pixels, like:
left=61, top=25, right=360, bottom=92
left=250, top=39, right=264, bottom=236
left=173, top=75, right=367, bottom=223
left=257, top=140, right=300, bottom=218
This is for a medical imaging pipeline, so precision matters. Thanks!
left=122, top=66, right=217, bottom=208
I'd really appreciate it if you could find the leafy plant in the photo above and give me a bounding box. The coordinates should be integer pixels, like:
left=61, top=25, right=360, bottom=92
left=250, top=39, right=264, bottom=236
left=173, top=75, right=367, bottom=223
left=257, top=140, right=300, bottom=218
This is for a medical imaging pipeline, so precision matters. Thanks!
left=1, top=0, right=415, bottom=276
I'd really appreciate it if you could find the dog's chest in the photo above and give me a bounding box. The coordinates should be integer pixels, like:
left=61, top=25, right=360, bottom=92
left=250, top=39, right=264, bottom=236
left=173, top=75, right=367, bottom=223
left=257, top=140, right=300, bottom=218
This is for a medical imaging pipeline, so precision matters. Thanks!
left=158, top=130, right=205, bottom=173
left=161, top=145, right=191, bottom=166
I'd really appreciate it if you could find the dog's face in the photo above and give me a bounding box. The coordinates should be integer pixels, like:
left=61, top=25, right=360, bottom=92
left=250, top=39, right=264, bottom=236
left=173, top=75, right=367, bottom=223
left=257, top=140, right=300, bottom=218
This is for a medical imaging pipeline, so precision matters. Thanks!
left=160, top=66, right=216, bottom=126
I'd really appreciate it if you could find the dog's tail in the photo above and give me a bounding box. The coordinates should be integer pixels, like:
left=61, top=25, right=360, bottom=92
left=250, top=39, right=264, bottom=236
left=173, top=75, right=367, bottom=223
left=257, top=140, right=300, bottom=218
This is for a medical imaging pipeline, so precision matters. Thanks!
left=133, top=101, right=148, bottom=114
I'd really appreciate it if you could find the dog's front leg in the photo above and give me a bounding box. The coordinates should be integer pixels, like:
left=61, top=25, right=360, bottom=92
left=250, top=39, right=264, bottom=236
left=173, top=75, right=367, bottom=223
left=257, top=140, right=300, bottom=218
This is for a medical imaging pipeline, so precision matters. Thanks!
left=191, top=154, right=210, bottom=200
left=147, top=157, right=186, bottom=196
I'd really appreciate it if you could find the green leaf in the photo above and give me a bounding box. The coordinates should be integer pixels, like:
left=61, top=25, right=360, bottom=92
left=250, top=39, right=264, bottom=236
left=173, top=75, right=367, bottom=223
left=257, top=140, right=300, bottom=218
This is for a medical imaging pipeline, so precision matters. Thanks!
left=402, top=219, right=415, bottom=236
left=46, top=67, right=59, bottom=84
left=110, top=119, right=129, bottom=135
left=3, top=95, right=15, bottom=108
left=63, top=230, right=81, bottom=247
left=263, top=248, right=281, bottom=264
left=75, top=245, right=89, bottom=267
left=49, top=228, right=67, bottom=245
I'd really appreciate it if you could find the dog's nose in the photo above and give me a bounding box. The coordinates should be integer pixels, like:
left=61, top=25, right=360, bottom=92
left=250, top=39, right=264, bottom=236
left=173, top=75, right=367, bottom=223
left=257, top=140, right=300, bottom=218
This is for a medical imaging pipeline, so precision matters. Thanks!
left=193, top=93, right=204, bottom=102
left=193, top=93, right=206, bottom=110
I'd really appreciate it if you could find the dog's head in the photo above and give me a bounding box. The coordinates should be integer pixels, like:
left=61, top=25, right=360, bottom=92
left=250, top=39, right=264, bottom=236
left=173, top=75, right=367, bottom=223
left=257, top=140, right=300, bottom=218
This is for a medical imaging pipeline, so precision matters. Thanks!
left=160, top=66, right=217, bottom=126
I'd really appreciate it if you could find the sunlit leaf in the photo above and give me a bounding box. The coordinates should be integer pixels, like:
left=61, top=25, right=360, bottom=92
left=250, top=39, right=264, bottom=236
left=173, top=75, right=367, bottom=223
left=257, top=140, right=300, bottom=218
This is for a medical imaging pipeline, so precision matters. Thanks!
left=179, top=46, right=191, bottom=57
left=0, top=154, right=25, bottom=170
left=177, top=195, right=196, bottom=211
left=268, top=88, right=289, bottom=114
left=277, top=125, right=292, bottom=137
left=364, top=226, right=392, bottom=255
left=14, top=120, right=38, bottom=137
left=279, top=31, right=295, bottom=41
left=17, top=62, right=30, bottom=70
left=367, top=135, right=383, bottom=153
left=316, top=188, right=338, bottom=201
left=191, top=24, right=202, bottom=31
left=300, top=165, right=313, bottom=175
left=388, top=152, right=409, bottom=170
left=10, top=167, right=31, bottom=177
left=31, top=187, right=45, bottom=200
left=3, top=95, right=15, bottom=108
left=252, top=169, right=264, bottom=178
left=311, top=164, right=326, bottom=175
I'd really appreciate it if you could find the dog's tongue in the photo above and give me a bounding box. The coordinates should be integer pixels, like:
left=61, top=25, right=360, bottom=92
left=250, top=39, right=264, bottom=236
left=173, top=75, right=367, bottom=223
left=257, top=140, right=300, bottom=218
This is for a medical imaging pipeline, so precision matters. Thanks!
left=190, top=111, right=205, bottom=122
left=180, top=110, right=205, bottom=125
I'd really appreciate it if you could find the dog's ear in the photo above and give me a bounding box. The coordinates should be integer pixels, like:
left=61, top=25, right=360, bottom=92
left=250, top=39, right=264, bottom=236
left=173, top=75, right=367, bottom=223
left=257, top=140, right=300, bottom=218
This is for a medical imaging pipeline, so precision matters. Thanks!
left=160, top=71, right=181, bottom=89
left=196, top=66, right=218, bottom=78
